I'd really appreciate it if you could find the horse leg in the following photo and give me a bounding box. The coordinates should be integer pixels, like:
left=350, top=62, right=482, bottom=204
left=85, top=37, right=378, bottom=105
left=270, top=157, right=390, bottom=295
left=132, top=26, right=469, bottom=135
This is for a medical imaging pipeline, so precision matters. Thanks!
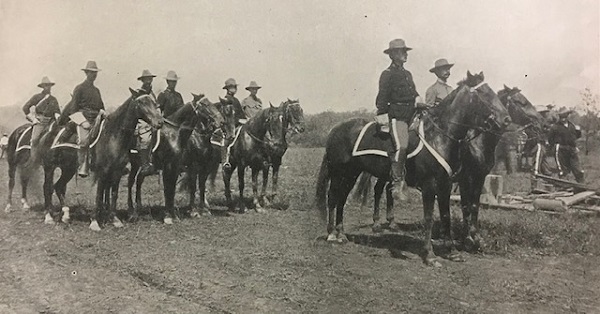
left=162, top=167, right=177, bottom=225
left=110, top=177, right=124, bottom=228
left=468, top=176, right=486, bottom=251
left=130, top=173, right=145, bottom=223
left=271, top=162, right=281, bottom=203
left=55, top=164, right=76, bottom=224
left=385, top=181, right=398, bottom=231
left=251, top=167, right=264, bottom=213
left=421, top=180, right=441, bottom=267
left=43, top=166, right=55, bottom=224
left=237, top=165, right=247, bottom=214
left=90, top=181, right=103, bottom=231
left=261, top=165, right=271, bottom=208
left=371, top=178, right=386, bottom=233
left=197, top=170, right=211, bottom=216
left=189, top=169, right=200, bottom=218
left=5, top=159, right=17, bottom=212
left=127, top=157, right=139, bottom=220
left=334, top=176, right=358, bottom=243
left=20, top=170, right=30, bottom=210
left=438, top=181, right=463, bottom=261
left=326, top=176, right=341, bottom=242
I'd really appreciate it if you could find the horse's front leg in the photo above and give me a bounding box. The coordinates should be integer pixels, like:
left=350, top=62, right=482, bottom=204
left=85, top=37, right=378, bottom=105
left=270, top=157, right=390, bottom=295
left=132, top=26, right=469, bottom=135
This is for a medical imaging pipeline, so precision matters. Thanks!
left=371, top=178, right=386, bottom=233
left=261, top=164, right=271, bottom=208
left=90, top=181, right=103, bottom=231
left=252, top=167, right=265, bottom=213
left=162, top=166, right=177, bottom=225
left=421, top=180, right=441, bottom=267
left=223, top=165, right=235, bottom=211
left=110, top=177, right=124, bottom=228
left=5, top=161, right=17, bottom=212
left=197, top=169, right=212, bottom=216
left=19, top=170, right=30, bottom=210
left=43, top=165, right=55, bottom=224
left=437, top=179, right=462, bottom=261
left=237, top=165, right=247, bottom=214
left=55, top=163, right=76, bottom=224
left=127, top=155, right=138, bottom=220
left=271, top=161, right=281, bottom=202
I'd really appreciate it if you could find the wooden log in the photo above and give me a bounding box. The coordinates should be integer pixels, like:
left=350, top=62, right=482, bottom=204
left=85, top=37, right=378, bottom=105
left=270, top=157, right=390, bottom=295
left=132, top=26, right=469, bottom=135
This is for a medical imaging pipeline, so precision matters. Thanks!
left=532, top=198, right=567, bottom=211
left=557, top=191, right=596, bottom=206
left=534, top=174, right=599, bottom=193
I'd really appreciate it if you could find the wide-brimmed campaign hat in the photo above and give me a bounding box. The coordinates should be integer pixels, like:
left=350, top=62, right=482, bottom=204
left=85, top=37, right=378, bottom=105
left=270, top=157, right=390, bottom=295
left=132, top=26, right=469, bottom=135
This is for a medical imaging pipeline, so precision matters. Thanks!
left=81, top=61, right=100, bottom=72
left=245, top=81, right=261, bottom=90
left=558, top=107, right=573, bottom=117
left=138, top=69, right=156, bottom=80
left=223, top=78, right=237, bottom=89
left=546, top=104, right=555, bottom=109
left=37, top=76, right=55, bottom=88
left=536, top=105, right=549, bottom=113
left=383, top=39, right=412, bottom=54
left=429, top=59, right=454, bottom=73
left=164, top=70, right=180, bottom=81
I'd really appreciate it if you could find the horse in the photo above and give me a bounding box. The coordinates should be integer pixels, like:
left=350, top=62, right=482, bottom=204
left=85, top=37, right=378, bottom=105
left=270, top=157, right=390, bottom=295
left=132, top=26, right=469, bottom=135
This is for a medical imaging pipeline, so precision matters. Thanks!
left=127, top=95, right=224, bottom=223
left=89, top=89, right=163, bottom=231
left=315, top=71, right=511, bottom=265
left=259, top=99, right=305, bottom=205
left=457, top=85, right=545, bottom=251
left=223, top=105, right=287, bottom=213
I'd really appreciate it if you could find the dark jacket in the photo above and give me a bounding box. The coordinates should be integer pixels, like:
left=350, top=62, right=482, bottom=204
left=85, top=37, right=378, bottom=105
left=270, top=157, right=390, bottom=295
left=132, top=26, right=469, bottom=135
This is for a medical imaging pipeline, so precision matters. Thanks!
left=22, top=92, right=60, bottom=118
left=548, top=121, right=581, bottom=148
left=375, top=62, right=419, bottom=121
left=66, top=80, right=105, bottom=121
left=224, top=94, right=246, bottom=122
left=157, top=88, right=184, bottom=117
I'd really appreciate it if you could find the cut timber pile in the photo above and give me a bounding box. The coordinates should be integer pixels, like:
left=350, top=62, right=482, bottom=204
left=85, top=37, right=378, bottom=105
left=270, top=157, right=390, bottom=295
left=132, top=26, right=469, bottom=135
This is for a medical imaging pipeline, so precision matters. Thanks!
left=450, top=174, right=600, bottom=215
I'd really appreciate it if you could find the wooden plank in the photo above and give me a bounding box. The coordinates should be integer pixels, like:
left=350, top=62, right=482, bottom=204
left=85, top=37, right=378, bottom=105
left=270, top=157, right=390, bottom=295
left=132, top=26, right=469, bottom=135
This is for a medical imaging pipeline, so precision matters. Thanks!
left=532, top=198, right=567, bottom=211
left=557, top=191, right=596, bottom=206
left=534, top=174, right=599, bottom=193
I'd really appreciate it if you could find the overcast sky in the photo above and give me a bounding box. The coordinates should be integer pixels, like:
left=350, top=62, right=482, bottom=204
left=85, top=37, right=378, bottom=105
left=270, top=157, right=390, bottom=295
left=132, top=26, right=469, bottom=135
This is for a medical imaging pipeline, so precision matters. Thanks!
left=0, top=0, right=598, bottom=114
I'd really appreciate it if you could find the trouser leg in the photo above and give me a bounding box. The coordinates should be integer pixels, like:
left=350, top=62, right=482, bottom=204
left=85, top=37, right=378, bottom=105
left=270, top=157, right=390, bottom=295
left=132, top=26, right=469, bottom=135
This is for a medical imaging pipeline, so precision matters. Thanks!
left=567, top=147, right=585, bottom=183
left=388, top=118, right=408, bottom=201
left=77, top=125, right=91, bottom=177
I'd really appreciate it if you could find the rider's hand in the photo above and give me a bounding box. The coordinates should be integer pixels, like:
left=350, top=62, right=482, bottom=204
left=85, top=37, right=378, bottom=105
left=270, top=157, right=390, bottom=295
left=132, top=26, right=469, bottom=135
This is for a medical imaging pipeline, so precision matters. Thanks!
left=415, top=102, right=430, bottom=110
left=99, top=109, right=107, bottom=117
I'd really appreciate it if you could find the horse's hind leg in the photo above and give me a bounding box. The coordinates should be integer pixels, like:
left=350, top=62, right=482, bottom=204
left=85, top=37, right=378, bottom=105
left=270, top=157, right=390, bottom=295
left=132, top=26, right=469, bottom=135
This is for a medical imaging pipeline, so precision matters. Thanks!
left=385, top=181, right=398, bottom=231
left=5, top=160, right=17, bottom=212
left=334, top=176, right=358, bottom=243
left=55, top=164, right=76, bottom=224
left=326, top=176, right=341, bottom=242
left=43, top=166, right=55, bottom=224
left=371, top=178, right=386, bottom=233
left=197, top=170, right=212, bottom=216
left=19, top=168, right=30, bottom=210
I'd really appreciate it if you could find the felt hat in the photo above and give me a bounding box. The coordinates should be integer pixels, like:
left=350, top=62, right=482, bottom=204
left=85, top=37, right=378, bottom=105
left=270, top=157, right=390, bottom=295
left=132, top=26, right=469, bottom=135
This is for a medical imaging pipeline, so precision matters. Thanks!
left=546, top=104, right=555, bottom=110
left=558, top=107, right=573, bottom=117
left=245, top=81, right=261, bottom=90
left=81, top=60, right=100, bottom=72
left=37, top=76, right=55, bottom=88
left=429, top=59, right=454, bottom=73
left=223, top=78, right=237, bottom=89
left=164, top=70, right=180, bottom=81
left=536, top=105, right=549, bottom=113
left=384, top=39, right=412, bottom=54
left=137, top=69, right=156, bottom=80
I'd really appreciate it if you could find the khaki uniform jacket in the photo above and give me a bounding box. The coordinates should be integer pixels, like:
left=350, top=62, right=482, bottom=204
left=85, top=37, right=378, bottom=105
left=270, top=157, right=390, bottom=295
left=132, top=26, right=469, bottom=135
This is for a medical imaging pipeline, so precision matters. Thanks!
left=425, top=79, right=453, bottom=106
left=241, top=95, right=263, bottom=119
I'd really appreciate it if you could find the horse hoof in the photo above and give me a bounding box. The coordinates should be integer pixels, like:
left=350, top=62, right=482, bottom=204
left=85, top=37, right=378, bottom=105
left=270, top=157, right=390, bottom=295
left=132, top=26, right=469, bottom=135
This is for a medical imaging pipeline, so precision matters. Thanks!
left=44, top=213, right=55, bottom=225
left=4, top=204, right=12, bottom=213
left=424, top=257, right=442, bottom=268
left=372, top=223, right=383, bottom=233
left=164, top=217, right=173, bottom=225
left=61, top=207, right=70, bottom=224
left=21, top=199, right=30, bottom=210
left=388, top=221, right=400, bottom=232
left=89, top=220, right=101, bottom=231
left=201, top=210, right=212, bottom=216
left=326, top=233, right=338, bottom=242
left=337, top=233, right=349, bottom=243
left=447, top=252, right=465, bottom=262
left=190, top=211, right=200, bottom=218
left=464, top=236, right=477, bottom=252
left=112, top=217, right=124, bottom=228
left=255, top=207, right=266, bottom=214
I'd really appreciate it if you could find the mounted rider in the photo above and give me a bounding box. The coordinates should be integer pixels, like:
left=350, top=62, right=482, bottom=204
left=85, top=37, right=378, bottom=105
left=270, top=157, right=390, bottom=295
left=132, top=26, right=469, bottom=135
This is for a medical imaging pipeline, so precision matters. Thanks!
left=221, top=78, right=246, bottom=171
left=157, top=71, right=184, bottom=117
left=241, top=81, right=263, bottom=119
left=61, top=61, right=105, bottom=178
left=22, top=76, right=61, bottom=164
left=375, top=39, right=427, bottom=201
left=135, top=69, right=159, bottom=176
left=425, top=59, right=454, bottom=106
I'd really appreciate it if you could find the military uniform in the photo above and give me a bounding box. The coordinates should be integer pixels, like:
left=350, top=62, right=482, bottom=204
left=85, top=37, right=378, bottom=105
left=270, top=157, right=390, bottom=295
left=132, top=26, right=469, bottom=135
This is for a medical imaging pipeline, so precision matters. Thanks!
left=224, top=94, right=246, bottom=125
left=425, top=79, right=452, bottom=106
left=548, top=119, right=584, bottom=182
left=157, top=88, right=184, bottom=118
left=241, top=95, right=262, bottom=119
left=23, top=90, right=60, bottom=149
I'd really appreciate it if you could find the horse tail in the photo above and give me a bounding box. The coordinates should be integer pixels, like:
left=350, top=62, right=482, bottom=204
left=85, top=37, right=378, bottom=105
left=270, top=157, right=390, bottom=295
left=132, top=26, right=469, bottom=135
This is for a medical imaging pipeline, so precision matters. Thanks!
left=353, top=172, right=372, bottom=207
left=315, top=152, right=330, bottom=221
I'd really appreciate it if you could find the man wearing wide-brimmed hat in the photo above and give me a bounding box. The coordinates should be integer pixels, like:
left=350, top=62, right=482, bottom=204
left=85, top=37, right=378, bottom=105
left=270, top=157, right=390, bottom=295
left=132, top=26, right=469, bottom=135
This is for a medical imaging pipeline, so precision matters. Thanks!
left=548, top=107, right=584, bottom=182
left=157, top=70, right=184, bottom=118
left=375, top=38, right=426, bottom=201
left=220, top=78, right=246, bottom=171
left=22, top=76, right=61, bottom=166
left=135, top=69, right=159, bottom=176
left=528, top=105, right=554, bottom=176
left=241, top=81, right=263, bottom=119
left=61, top=61, right=105, bottom=177
left=425, top=59, right=454, bottom=106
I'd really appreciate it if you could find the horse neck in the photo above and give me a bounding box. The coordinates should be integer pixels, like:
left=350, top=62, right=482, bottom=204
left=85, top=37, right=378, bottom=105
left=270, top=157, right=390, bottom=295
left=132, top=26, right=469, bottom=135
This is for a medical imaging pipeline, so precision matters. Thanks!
left=245, top=109, right=268, bottom=138
left=167, top=104, right=192, bottom=124
left=429, top=87, right=473, bottom=140
left=104, top=97, right=139, bottom=147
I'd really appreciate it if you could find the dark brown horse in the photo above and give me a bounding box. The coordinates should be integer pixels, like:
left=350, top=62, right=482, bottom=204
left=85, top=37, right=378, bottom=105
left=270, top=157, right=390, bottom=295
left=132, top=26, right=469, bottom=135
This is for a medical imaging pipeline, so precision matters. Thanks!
left=316, top=71, right=511, bottom=265
left=259, top=99, right=305, bottom=206
left=458, top=86, right=544, bottom=251
left=89, top=89, right=163, bottom=231
left=127, top=96, right=223, bottom=223
left=223, top=105, right=287, bottom=213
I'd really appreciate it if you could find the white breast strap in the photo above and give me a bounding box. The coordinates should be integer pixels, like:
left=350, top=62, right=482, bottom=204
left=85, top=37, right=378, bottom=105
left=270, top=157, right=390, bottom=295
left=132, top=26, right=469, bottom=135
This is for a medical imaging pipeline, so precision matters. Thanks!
left=416, top=122, right=453, bottom=176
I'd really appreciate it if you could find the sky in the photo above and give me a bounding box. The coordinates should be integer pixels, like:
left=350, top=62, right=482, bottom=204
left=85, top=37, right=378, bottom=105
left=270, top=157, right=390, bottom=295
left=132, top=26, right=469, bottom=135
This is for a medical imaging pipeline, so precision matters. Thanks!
left=0, top=0, right=598, bottom=114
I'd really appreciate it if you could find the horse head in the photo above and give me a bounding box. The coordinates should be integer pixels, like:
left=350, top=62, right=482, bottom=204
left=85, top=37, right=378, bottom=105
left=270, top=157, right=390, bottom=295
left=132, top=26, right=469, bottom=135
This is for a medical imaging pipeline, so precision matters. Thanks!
left=193, top=96, right=225, bottom=133
left=263, top=104, right=287, bottom=154
left=461, top=71, right=511, bottom=131
left=281, top=98, right=305, bottom=134
left=129, top=87, right=163, bottom=129
left=499, top=85, right=545, bottom=135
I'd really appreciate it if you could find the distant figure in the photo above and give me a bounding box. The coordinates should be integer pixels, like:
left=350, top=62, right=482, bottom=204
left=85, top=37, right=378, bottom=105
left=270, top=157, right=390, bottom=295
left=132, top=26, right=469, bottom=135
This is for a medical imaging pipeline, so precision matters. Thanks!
left=543, top=104, right=560, bottom=125
left=157, top=71, right=184, bottom=118
left=62, top=61, right=105, bottom=177
left=135, top=69, right=158, bottom=176
left=0, top=133, right=8, bottom=159
left=531, top=105, right=553, bottom=175
left=221, top=78, right=245, bottom=171
left=375, top=38, right=427, bottom=201
left=548, top=107, right=584, bottom=183
left=241, top=81, right=263, bottom=119
left=425, top=59, right=454, bottom=106
left=22, top=76, right=61, bottom=165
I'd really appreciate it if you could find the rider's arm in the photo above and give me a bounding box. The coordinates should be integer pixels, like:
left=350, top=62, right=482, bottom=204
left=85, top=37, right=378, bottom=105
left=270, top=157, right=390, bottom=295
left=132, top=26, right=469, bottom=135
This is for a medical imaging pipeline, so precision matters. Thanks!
left=375, top=70, right=391, bottom=115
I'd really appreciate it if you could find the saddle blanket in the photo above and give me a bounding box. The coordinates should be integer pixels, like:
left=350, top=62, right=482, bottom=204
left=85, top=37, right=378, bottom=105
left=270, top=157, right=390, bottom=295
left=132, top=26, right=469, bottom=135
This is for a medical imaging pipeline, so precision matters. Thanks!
left=50, top=119, right=106, bottom=150
left=15, top=125, right=33, bottom=152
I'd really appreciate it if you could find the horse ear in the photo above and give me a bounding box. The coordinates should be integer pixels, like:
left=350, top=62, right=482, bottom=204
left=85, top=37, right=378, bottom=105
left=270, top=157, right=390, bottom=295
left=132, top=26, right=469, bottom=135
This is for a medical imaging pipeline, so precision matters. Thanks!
left=466, top=71, right=473, bottom=79
left=129, top=87, right=138, bottom=97
left=503, top=84, right=510, bottom=90
left=479, top=71, right=484, bottom=80
left=270, top=102, right=275, bottom=109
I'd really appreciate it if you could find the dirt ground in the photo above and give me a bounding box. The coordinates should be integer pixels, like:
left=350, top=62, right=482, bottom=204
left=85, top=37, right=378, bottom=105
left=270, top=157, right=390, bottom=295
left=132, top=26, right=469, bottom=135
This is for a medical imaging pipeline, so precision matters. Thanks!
left=1, top=147, right=599, bottom=313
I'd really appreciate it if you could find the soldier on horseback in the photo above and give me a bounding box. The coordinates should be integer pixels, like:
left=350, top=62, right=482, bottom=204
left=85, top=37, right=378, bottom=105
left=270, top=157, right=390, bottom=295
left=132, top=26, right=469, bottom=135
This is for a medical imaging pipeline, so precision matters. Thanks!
left=135, top=69, right=159, bottom=176
left=62, top=61, right=105, bottom=178
left=157, top=71, right=184, bottom=117
left=221, top=78, right=246, bottom=171
left=425, top=59, right=454, bottom=106
left=375, top=39, right=427, bottom=201
left=241, top=81, right=263, bottom=119
left=22, top=76, right=61, bottom=164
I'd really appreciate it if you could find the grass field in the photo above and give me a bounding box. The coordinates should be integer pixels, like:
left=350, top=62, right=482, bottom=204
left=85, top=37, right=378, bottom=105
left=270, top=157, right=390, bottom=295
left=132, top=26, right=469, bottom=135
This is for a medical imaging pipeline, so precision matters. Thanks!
left=1, top=147, right=599, bottom=313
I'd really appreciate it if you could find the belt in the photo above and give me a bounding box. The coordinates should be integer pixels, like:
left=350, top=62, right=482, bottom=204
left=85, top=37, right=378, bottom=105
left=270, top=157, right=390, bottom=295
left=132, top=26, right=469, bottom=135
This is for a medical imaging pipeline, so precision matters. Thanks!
left=390, top=102, right=413, bottom=106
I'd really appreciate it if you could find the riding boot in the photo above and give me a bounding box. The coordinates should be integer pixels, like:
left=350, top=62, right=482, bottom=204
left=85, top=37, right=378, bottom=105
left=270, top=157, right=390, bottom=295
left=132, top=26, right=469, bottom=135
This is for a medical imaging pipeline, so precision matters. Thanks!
left=389, top=149, right=407, bottom=201
left=78, top=148, right=89, bottom=178
left=138, top=148, right=158, bottom=176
